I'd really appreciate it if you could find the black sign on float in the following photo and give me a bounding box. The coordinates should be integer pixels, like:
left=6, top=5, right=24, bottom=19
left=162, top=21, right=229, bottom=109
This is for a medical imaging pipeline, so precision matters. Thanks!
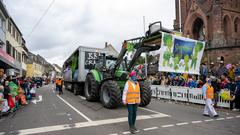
left=84, top=51, right=104, bottom=69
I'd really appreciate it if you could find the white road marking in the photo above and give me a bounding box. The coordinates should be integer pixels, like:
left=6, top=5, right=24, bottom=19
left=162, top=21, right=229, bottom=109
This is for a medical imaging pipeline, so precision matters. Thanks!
left=78, top=96, right=86, bottom=100
left=1, top=113, right=168, bottom=135
left=31, top=95, right=43, bottom=104
left=226, top=117, right=234, bottom=119
left=57, top=95, right=92, bottom=122
left=139, top=107, right=165, bottom=114
left=38, top=95, right=43, bottom=102
left=216, top=118, right=225, bottom=121
left=236, top=115, right=240, bottom=118
left=108, top=115, right=240, bottom=135
left=143, top=127, right=158, bottom=131
left=191, top=121, right=202, bottom=124
left=176, top=122, right=189, bottom=126
left=122, top=131, right=130, bottom=134
left=204, top=119, right=214, bottom=122
left=137, top=113, right=170, bottom=119
left=162, top=124, right=174, bottom=128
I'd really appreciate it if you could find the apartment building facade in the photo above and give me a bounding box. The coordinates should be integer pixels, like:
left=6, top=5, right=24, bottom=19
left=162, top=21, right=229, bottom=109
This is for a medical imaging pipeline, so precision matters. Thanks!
left=5, top=17, right=27, bottom=76
left=0, top=1, right=17, bottom=74
left=0, top=1, right=29, bottom=77
left=26, top=52, right=54, bottom=77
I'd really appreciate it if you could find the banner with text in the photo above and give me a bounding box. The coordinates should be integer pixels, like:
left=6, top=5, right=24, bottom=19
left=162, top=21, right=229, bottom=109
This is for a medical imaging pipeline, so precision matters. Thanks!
left=158, top=32, right=205, bottom=74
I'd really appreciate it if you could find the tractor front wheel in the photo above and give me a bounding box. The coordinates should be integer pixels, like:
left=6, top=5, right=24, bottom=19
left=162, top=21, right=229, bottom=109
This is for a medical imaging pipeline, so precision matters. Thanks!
left=100, top=80, right=121, bottom=109
left=139, top=81, right=152, bottom=107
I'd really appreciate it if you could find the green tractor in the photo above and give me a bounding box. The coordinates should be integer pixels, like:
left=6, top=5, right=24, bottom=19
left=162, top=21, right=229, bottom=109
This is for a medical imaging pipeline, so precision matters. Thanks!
left=84, top=21, right=171, bottom=108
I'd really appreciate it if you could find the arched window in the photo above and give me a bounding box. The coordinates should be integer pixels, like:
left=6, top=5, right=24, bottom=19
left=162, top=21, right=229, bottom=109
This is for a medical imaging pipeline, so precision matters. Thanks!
left=192, top=18, right=205, bottom=41
left=234, top=17, right=239, bottom=33
left=223, top=16, right=231, bottom=39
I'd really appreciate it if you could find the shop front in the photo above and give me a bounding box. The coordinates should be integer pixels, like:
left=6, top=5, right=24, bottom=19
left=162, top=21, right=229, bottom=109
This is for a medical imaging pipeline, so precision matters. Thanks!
left=0, top=48, right=21, bottom=76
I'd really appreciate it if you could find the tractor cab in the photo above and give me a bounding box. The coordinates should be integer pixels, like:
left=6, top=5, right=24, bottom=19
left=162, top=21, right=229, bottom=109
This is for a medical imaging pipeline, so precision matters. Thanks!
left=95, top=55, right=125, bottom=71
left=94, top=54, right=128, bottom=81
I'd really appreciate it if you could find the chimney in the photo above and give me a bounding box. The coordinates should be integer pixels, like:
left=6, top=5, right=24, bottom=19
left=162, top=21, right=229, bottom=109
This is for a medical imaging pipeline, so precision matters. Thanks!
left=105, top=42, right=108, bottom=48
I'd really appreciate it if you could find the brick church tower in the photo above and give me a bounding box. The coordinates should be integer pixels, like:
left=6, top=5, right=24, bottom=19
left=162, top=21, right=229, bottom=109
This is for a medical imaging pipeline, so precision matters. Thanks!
left=174, top=0, right=240, bottom=65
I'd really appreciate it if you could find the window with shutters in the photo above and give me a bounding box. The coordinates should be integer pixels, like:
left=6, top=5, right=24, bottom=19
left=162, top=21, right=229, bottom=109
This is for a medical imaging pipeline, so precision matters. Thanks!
left=12, top=48, right=16, bottom=59
left=8, top=21, right=11, bottom=33
left=6, top=41, right=11, bottom=55
left=18, top=52, right=21, bottom=62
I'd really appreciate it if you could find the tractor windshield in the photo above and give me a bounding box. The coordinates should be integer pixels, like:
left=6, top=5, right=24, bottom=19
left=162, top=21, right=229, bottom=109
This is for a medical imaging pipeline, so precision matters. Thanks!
left=105, top=55, right=126, bottom=71
left=106, top=59, right=125, bottom=71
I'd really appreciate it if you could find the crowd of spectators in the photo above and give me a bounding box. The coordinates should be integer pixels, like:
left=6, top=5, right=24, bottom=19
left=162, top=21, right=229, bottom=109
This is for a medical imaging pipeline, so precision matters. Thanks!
left=151, top=62, right=240, bottom=88
left=0, top=68, right=47, bottom=116
left=149, top=61, right=240, bottom=111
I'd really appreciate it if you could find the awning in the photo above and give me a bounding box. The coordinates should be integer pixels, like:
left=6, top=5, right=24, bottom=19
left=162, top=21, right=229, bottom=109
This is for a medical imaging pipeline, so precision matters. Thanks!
left=0, top=48, right=18, bottom=69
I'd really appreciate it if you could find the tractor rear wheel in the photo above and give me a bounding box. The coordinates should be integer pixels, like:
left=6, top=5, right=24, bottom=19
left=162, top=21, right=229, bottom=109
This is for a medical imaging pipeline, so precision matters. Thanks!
left=100, top=80, right=121, bottom=109
left=139, top=81, right=152, bottom=107
left=84, top=74, right=99, bottom=101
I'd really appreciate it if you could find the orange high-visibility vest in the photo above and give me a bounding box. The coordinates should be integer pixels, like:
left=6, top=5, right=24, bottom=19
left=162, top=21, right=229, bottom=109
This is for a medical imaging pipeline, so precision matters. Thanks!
left=126, top=81, right=140, bottom=104
left=56, top=79, right=62, bottom=86
left=206, top=83, right=214, bottom=99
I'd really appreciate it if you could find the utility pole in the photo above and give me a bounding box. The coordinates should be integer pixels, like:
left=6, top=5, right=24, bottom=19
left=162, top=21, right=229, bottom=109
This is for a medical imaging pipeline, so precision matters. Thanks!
left=143, top=16, right=146, bottom=36
left=179, top=0, right=182, bottom=32
left=143, top=16, right=148, bottom=77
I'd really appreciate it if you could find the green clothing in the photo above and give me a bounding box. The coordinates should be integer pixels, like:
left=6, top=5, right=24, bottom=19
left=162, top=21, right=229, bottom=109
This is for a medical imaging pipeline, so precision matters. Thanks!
left=127, top=104, right=138, bottom=128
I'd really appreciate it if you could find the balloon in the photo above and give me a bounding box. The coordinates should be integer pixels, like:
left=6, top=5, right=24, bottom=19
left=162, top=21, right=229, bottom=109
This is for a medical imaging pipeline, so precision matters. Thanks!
left=226, top=64, right=232, bottom=69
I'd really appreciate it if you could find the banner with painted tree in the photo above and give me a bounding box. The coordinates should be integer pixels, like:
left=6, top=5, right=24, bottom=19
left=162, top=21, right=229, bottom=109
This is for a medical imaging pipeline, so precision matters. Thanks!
left=158, top=32, right=205, bottom=74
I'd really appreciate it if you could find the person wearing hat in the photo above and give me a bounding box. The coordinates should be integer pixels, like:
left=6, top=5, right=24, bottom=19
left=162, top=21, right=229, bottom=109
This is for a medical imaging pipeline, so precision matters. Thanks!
left=232, top=76, right=240, bottom=111
left=122, top=71, right=141, bottom=134
left=217, top=61, right=227, bottom=78
left=202, top=78, right=219, bottom=117
left=209, top=62, right=217, bottom=77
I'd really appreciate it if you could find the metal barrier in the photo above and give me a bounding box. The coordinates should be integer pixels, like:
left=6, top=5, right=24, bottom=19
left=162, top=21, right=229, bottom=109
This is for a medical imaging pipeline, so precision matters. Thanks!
left=217, top=95, right=231, bottom=108
left=151, top=85, right=171, bottom=99
left=188, top=88, right=205, bottom=105
left=151, top=85, right=231, bottom=108
left=151, top=85, right=158, bottom=98
left=171, top=86, right=188, bottom=102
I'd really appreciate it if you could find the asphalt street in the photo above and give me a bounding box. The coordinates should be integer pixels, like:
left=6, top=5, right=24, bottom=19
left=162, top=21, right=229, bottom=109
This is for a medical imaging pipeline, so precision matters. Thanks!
left=0, top=84, right=239, bottom=135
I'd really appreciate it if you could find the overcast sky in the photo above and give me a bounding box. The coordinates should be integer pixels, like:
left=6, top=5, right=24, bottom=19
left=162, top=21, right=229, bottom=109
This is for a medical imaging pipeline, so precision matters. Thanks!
left=4, top=0, right=176, bottom=66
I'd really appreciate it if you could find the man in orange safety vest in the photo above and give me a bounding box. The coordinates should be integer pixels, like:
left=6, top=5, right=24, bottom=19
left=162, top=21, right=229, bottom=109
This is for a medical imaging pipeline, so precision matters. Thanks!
left=202, top=78, right=218, bottom=117
left=122, top=71, right=141, bottom=134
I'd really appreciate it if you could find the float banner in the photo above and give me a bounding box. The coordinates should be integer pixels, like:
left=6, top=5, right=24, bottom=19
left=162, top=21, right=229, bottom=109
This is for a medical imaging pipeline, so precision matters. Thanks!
left=158, top=32, right=205, bottom=74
